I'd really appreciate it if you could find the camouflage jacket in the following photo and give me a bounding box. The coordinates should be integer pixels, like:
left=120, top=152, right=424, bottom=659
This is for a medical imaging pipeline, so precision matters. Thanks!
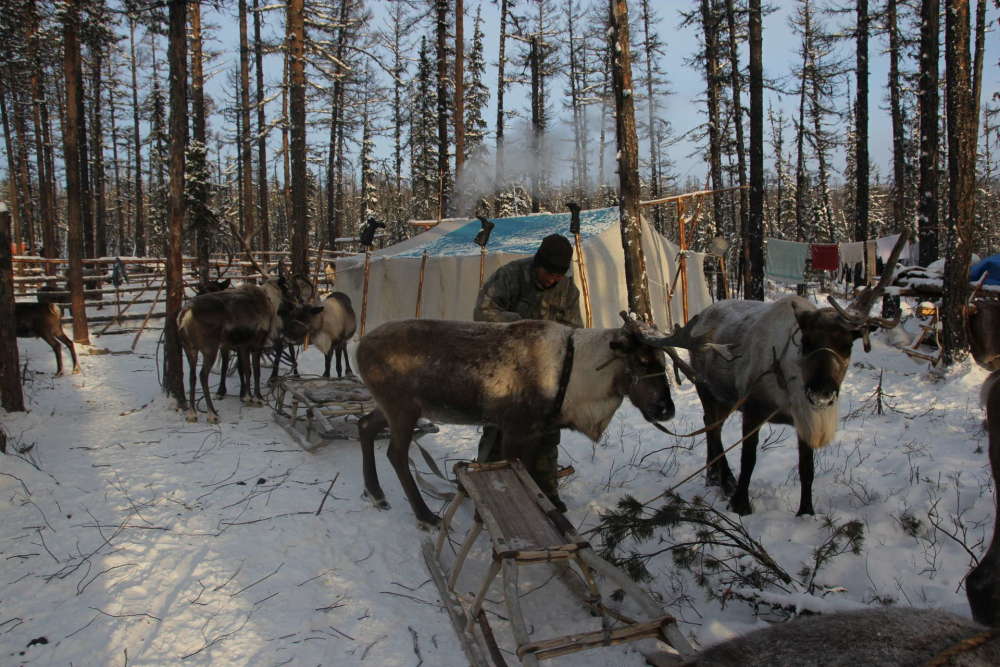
left=473, top=257, right=583, bottom=328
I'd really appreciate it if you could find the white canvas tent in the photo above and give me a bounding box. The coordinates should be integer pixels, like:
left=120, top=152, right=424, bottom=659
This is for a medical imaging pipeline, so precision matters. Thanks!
left=332, top=207, right=712, bottom=333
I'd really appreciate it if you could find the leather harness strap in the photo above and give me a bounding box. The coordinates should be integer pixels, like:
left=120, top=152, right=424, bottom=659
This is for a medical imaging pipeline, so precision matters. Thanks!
left=552, top=332, right=575, bottom=420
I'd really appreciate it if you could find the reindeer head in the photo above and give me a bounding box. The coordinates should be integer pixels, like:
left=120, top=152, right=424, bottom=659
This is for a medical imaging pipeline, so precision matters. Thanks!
left=794, top=231, right=909, bottom=408
left=608, top=312, right=701, bottom=423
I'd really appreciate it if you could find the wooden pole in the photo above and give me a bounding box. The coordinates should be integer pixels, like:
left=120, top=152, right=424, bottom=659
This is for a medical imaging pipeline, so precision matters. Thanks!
left=479, top=247, right=487, bottom=287
left=678, top=199, right=689, bottom=324
left=573, top=233, right=593, bottom=328
left=131, top=278, right=166, bottom=350
left=415, top=250, right=428, bottom=318
left=359, top=250, right=371, bottom=336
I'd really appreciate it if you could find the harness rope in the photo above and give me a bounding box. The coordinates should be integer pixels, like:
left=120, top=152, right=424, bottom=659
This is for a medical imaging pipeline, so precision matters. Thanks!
left=923, top=629, right=998, bottom=666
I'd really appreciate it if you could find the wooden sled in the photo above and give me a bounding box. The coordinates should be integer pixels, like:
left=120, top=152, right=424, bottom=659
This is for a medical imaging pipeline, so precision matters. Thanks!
left=273, top=375, right=438, bottom=451
left=424, top=460, right=694, bottom=666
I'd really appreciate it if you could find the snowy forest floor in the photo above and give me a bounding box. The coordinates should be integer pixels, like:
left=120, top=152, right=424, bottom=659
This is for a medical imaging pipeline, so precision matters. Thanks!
left=0, top=293, right=994, bottom=666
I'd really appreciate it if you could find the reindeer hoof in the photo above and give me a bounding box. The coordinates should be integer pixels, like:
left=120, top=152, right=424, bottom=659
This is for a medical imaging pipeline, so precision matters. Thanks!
left=362, top=490, right=390, bottom=511
left=207, top=413, right=220, bottom=425
left=416, top=515, right=441, bottom=532
left=72, top=367, right=82, bottom=375
left=215, top=392, right=226, bottom=399
left=729, top=496, right=753, bottom=516
left=186, top=412, right=198, bottom=423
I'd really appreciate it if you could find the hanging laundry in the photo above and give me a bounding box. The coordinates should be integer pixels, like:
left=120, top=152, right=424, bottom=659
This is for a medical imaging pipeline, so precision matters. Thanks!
left=839, top=241, right=865, bottom=267
left=765, top=239, right=810, bottom=282
left=810, top=243, right=840, bottom=271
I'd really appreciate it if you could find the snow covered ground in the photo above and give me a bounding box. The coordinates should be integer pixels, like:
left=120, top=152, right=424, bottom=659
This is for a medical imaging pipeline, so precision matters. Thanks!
left=1, top=295, right=994, bottom=666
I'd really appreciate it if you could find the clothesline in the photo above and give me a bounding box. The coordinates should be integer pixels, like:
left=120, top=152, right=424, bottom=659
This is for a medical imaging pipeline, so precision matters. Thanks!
left=764, top=234, right=918, bottom=283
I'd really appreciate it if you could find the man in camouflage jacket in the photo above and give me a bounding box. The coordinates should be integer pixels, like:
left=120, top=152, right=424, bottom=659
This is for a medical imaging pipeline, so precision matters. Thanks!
left=473, top=234, right=583, bottom=512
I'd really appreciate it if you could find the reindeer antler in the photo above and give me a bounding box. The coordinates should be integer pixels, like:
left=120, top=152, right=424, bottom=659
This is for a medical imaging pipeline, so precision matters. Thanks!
left=851, top=229, right=910, bottom=314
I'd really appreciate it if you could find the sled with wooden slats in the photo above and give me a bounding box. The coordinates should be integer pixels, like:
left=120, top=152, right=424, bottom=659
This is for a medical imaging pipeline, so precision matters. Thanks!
left=423, top=460, right=694, bottom=666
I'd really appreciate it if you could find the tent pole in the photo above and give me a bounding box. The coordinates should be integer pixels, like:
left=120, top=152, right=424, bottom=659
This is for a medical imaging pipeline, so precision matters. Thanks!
left=360, top=250, right=371, bottom=336
left=479, top=247, right=487, bottom=287
left=415, top=250, right=428, bottom=318
left=678, top=200, right=689, bottom=324
left=573, top=233, right=593, bottom=328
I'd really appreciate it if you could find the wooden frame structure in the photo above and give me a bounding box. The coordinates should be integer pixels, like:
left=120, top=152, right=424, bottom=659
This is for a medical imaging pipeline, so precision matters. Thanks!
left=640, top=185, right=745, bottom=323
left=425, top=460, right=693, bottom=665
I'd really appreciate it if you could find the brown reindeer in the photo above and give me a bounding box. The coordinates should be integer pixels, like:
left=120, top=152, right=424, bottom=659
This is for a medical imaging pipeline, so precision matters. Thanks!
left=671, top=371, right=1000, bottom=666
left=15, top=302, right=81, bottom=376
left=967, top=299, right=1000, bottom=372
left=356, top=313, right=698, bottom=528
left=178, top=276, right=320, bottom=423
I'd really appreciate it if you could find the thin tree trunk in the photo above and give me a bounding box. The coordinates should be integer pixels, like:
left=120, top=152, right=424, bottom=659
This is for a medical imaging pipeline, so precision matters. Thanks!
left=701, top=0, right=726, bottom=242
left=725, top=0, right=748, bottom=295
left=129, top=16, right=146, bottom=256
left=0, top=205, right=24, bottom=411
left=853, top=0, right=869, bottom=278
left=494, top=0, right=508, bottom=195
left=92, top=46, right=107, bottom=257
left=970, top=0, right=985, bottom=132
left=12, top=88, right=35, bottom=250
left=0, top=83, right=22, bottom=253
left=108, top=81, right=125, bottom=256
left=747, top=0, right=765, bottom=300
left=917, top=0, right=939, bottom=266
left=63, top=0, right=89, bottom=344
left=253, top=0, right=270, bottom=252
left=435, top=0, right=450, bottom=218
left=287, top=0, right=308, bottom=274
left=454, top=0, right=465, bottom=182
left=164, top=0, right=187, bottom=402
left=530, top=35, right=541, bottom=213
left=940, top=0, right=976, bottom=364
left=190, top=0, right=211, bottom=285
left=239, top=0, right=256, bottom=253
left=609, top=0, right=651, bottom=321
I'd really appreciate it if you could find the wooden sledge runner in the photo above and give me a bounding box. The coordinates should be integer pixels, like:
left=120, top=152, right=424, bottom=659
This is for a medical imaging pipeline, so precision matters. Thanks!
left=272, top=375, right=438, bottom=451
left=424, top=460, right=693, bottom=666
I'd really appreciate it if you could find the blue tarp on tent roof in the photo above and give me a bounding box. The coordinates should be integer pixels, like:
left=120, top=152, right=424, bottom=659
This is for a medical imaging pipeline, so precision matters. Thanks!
left=391, top=207, right=619, bottom=258
left=971, top=254, right=1000, bottom=286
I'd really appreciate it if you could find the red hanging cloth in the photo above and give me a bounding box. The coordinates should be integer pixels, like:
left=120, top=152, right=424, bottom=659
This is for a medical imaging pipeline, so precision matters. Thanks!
left=810, top=243, right=840, bottom=271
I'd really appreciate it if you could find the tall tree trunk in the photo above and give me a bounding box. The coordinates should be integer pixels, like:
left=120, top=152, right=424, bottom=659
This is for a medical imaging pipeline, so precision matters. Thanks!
left=454, top=0, right=465, bottom=184
left=108, top=81, right=125, bottom=256
left=435, top=0, right=450, bottom=218
left=0, top=83, right=22, bottom=253
left=853, top=0, right=869, bottom=279
left=282, top=47, right=291, bottom=241
left=887, top=0, right=907, bottom=232
left=12, top=89, right=35, bottom=250
left=640, top=0, right=662, bottom=230
left=970, top=0, right=985, bottom=131
left=164, top=0, right=187, bottom=402
left=92, top=46, right=107, bottom=257
left=253, top=0, right=270, bottom=252
left=129, top=16, right=146, bottom=256
left=326, top=0, right=350, bottom=248
left=494, top=0, right=509, bottom=195
left=940, top=0, right=976, bottom=365
left=239, top=0, right=256, bottom=253
left=77, top=57, right=93, bottom=260
left=529, top=35, right=541, bottom=213
left=917, top=0, right=939, bottom=266
left=0, top=205, right=24, bottom=411
left=700, top=0, right=726, bottom=242
left=725, top=0, right=748, bottom=294
left=32, top=67, right=53, bottom=260
left=609, top=0, right=651, bottom=322
left=287, top=0, right=308, bottom=274
left=63, top=0, right=89, bottom=344
left=747, top=0, right=765, bottom=300
left=190, top=0, right=211, bottom=285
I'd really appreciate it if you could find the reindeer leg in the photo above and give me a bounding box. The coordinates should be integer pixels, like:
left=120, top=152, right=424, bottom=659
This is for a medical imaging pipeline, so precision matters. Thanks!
left=386, top=406, right=440, bottom=530
left=698, top=385, right=737, bottom=495
left=323, top=347, right=333, bottom=378
left=730, top=408, right=764, bottom=516
left=57, top=333, right=80, bottom=374
left=237, top=348, right=252, bottom=404
left=252, top=348, right=264, bottom=405
left=184, top=346, right=199, bottom=422
left=341, top=343, right=353, bottom=377
left=201, top=347, right=220, bottom=423
left=359, top=408, right=390, bottom=509
left=268, top=341, right=283, bottom=385
left=216, top=350, right=229, bottom=398
left=796, top=439, right=816, bottom=516
left=41, top=334, right=64, bottom=376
